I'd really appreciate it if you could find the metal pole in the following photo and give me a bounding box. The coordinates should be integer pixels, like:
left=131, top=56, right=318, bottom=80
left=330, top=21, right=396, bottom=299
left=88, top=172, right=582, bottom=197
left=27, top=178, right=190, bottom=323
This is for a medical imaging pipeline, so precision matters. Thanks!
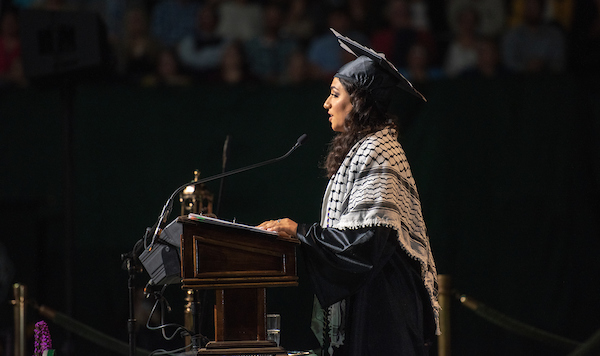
left=438, top=275, right=451, bottom=356
left=12, top=283, right=26, bottom=356
left=61, top=82, right=75, bottom=319
left=184, top=289, right=194, bottom=350
left=125, top=257, right=137, bottom=356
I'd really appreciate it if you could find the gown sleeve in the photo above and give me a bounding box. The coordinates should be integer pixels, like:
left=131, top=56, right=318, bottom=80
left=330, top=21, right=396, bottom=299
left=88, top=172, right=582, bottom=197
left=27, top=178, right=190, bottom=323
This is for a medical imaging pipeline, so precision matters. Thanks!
left=295, top=223, right=401, bottom=308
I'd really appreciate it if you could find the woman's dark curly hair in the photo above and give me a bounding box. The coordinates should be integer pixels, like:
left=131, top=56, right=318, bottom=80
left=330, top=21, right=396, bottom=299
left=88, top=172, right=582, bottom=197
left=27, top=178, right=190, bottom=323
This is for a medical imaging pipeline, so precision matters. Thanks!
left=323, top=77, right=398, bottom=178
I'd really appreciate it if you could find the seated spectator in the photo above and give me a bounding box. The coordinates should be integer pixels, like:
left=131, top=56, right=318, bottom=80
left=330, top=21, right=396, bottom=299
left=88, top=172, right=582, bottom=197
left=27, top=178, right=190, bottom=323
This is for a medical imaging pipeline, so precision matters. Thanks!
left=461, top=37, right=507, bottom=78
left=399, top=42, right=444, bottom=84
left=151, top=0, right=201, bottom=47
left=370, top=0, right=437, bottom=69
left=501, top=0, right=566, bottom=73
left=177, top=3, right=229, bottom=81
left=84, top=0, right=127, bottom=45
left=114, top=7, right=161, bottom=84
left=220, top=40, right=255, bottom=84
left=347, top=0, right=370, bottom=31
left=306, top=7, right=369, bottom=80
left=507, top=0, right=574, bottom=31
left=444, top=4, right=481, bottom=77
left=142, top=48, right=191, bottom=86
left=0, top=8, right=26, bottom=88
left=283, top=49, right=312, bottom=84
left=216, top=0, right=263, bottom=41
left=243, top=3, right=297, bottom=84
left=412, top=0, right=433, bottom=31
left=448, top=0, right=506, bottom=38
left=280, top=0, right=316, bottom=45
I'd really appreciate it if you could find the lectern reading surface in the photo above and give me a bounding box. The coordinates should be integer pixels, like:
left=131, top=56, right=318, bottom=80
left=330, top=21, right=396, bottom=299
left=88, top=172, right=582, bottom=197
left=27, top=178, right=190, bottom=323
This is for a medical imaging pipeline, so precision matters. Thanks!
left=178, top=214, right=299, bottom=355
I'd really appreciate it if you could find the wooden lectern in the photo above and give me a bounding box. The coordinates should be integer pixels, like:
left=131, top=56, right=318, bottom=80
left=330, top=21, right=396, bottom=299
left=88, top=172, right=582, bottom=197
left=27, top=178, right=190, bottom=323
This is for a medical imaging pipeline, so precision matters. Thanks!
left=178, top=215, right=299, bottom=355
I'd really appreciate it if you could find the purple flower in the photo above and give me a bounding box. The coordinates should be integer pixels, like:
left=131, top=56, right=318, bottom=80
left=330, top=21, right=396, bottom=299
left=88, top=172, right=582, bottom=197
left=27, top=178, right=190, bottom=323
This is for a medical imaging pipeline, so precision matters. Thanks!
left=33, top=321, right=52, bottom=356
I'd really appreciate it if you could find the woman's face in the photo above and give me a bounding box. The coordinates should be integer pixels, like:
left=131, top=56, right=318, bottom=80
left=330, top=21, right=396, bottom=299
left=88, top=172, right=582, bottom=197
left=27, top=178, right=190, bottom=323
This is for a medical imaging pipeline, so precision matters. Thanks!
left=324, top=77, right=353, bottom=132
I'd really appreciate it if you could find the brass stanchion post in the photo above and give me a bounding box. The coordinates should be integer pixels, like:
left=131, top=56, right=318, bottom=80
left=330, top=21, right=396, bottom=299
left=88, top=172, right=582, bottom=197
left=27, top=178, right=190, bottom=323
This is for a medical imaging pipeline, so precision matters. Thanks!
left=184, top=289, right=194, bottom=349
left=180, top=170, right=214, bottom=351
left=12, top=283, right=26, bottom=356
left=438, top=275, right=451, bottom=356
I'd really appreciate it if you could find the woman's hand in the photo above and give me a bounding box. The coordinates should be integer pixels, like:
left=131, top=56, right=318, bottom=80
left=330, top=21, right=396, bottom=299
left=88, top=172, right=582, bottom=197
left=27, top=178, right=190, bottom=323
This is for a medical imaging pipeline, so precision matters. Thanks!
left=257, top=218, right=298, bottom=238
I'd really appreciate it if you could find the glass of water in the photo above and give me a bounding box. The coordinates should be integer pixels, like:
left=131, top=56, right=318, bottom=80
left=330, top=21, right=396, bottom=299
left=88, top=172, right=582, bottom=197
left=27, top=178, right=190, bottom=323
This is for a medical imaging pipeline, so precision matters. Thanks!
left=266, top=313, right=281, bottom=346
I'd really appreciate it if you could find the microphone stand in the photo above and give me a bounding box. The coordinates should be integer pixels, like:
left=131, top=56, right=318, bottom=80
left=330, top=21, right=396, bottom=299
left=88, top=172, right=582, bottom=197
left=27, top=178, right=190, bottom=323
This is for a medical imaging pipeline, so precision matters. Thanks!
left=124, top=254, right=137, bottom=356
left=121, top=238, right=144, bottom=356
left=145, top=134, right=308, bottom=249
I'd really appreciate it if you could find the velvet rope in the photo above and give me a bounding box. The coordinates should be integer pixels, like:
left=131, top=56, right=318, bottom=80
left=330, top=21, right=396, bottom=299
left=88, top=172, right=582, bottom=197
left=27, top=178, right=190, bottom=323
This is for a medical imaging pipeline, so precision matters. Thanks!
left=457, top=292, right=580, bottom=351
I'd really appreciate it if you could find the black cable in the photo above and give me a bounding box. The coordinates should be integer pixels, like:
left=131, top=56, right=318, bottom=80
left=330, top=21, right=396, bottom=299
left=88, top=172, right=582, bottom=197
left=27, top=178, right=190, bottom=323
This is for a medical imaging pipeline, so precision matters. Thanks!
left=147, top=343, right=192, bottom=356
left=143, top=283, right=210, bottom=354
left=145, top=285, right=192, bottom=341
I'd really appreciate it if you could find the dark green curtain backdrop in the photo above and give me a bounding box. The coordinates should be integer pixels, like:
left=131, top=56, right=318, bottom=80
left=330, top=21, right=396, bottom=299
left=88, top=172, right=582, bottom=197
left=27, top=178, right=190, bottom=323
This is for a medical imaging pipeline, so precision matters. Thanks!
left=1, top=75, right=599, bottom=356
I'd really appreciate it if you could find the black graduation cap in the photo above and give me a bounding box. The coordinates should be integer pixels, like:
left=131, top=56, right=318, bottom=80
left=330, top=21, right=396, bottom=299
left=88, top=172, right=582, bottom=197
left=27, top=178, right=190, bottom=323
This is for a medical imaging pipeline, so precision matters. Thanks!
left=331, top=28, right=427, bottom=104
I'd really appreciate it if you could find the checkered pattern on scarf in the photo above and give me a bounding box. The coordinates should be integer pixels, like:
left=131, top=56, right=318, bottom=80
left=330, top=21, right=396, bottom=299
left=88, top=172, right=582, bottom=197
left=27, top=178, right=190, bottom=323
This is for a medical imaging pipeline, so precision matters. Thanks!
left=321, top=128, right=440, bottom=336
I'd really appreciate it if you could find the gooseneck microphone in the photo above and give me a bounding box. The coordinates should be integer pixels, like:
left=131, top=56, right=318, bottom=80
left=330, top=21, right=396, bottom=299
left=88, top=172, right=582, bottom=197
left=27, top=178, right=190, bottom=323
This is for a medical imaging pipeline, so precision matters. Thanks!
left=145, top=133, right=309, bottom=248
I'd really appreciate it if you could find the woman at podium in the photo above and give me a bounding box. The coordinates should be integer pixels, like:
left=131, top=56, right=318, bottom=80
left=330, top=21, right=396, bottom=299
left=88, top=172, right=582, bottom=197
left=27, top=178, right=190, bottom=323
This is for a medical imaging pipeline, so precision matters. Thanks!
left=258, top=29, right=439, bottom=356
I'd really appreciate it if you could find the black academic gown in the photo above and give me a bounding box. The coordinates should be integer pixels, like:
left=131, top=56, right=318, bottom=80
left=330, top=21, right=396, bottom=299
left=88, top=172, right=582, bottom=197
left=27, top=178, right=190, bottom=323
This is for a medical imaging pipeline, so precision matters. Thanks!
left=296, top=223, right=435, bottom=356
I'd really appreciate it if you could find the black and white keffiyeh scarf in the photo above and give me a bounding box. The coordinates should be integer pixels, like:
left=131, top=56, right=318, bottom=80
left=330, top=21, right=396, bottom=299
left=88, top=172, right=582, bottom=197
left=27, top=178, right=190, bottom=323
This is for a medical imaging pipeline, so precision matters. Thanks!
left=318, top=128, right=440, bottom=352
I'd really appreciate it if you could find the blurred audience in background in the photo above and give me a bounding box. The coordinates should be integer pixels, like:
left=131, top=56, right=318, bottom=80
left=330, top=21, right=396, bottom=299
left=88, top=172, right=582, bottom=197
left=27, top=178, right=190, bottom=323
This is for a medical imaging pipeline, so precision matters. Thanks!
left=34, top=0, right=75, bottom=11
left=85, top=0, right=128, bottom=44
left=346, top=0, right=367, bottom=30
left=462, top=37, right=507, bottom=78
left=502, top=0, right=566, bottom=73
left=408, top=0, right=431, bottom=32
left=114, top=6, right=161, bottom=84
left=280, top=0, right=316, bottom=46
left=142, top=47, right=191, bottom=86
left=507, top=0, right=573, bottom=31
left=399, top=42, right=443, bottom=84
left=216, top=0, right=262, bottom=41
left=370, top=0, right=438, bottom=69
left=150, top=0, right=200, bottom=47
left=243, top=2, right=297, bottom=84
left=219, top=40, right=254, bottom=84
left=284, top=49, right=312, bottom=84
left=0, top=7, right=26, bottom=88
left=448, top=0, right=505, bottom=38
left=0, top=0, right=596, bottom=89
left=307, top=6, right=368, bottom=80
left=177, top=2, right=228, bottom=82
left=443, top=4, right=481, bottom=77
